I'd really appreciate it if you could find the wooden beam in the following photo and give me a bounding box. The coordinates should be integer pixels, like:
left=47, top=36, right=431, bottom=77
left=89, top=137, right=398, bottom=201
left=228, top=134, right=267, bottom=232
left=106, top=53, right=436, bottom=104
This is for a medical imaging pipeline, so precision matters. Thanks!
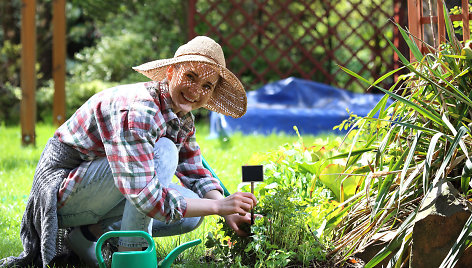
left=419, top=14, right=472, bottom=24
left=53, top=0, right=66, bottom=126
left=407, top=0, right=422, bottom=61
left=21, top=0, right=36, bottom=146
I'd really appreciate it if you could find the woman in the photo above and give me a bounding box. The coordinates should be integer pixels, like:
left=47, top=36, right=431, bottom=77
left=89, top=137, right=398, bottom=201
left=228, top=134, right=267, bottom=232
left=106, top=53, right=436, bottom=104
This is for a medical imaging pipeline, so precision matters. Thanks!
left=2, top=36, right=256, bottom=267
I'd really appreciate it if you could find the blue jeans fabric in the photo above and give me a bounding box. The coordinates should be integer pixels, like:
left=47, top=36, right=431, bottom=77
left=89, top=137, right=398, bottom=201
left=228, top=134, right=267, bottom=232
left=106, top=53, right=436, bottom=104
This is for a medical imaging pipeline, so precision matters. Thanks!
left=57, top=138, right=203, bottom=248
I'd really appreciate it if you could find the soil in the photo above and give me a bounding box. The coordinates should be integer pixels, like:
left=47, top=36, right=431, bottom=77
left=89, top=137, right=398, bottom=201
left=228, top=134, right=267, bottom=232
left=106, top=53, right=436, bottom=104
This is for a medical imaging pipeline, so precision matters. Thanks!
left=51, top=248, right=366, bottom=267
left=308, top=257, right=365, bottom=268
left=200, top=254, right=366, bottom=267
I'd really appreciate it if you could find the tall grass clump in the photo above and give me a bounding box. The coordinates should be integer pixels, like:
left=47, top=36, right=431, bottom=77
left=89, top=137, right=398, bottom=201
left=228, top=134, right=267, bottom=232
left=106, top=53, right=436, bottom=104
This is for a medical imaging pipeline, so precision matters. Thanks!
left=329, top=4, right=472, bottom=267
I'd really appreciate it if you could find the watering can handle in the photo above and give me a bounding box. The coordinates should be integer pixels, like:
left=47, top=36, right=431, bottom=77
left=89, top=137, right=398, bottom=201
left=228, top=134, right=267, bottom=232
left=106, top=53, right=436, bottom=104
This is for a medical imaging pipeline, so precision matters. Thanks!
left=158, top=239, right=202, bottom=268
left=95, top=230, right=155, bottom=268
left=202, top=156, right=230, bottom=197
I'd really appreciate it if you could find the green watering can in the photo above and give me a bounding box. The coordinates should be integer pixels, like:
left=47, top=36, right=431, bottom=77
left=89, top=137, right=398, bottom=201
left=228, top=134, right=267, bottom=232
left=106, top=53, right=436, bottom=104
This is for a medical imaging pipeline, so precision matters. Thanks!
left=95, top=230, right=201, bottom=268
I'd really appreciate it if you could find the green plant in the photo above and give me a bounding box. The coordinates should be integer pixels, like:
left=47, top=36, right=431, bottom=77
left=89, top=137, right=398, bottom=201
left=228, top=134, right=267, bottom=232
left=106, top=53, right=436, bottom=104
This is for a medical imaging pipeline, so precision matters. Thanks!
left=206, top=185, right=330, bottom=267
left=248, top=127, right=362, bottom=203
left=204, top=132, right=352, bottom=267
left=329, top=3, right=472, bottom=267
left=450, top=5, right=472, bottom=37
left=0, top=40, right=46, bottom=124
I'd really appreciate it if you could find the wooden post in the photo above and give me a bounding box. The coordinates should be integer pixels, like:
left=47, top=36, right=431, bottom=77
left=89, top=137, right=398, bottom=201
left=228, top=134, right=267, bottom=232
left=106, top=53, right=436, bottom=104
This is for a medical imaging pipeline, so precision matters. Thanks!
left=407, top=0, right=422, bottom=61
left=462, top=0, right=470, bottom=41
left=188, top=0, right=196, bottom=40
left=393, top=0, right=409, bottom=81
left=437, top=0, right=446, bottom=45
left=21, top=0, right=36, bottom=146
left=53, top=0, right=66, bottom=126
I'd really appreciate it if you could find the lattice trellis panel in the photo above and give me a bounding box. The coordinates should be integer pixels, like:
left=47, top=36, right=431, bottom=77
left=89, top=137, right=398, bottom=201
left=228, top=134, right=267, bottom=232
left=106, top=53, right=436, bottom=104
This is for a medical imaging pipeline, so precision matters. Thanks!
left=189, top=0, right=397, bottom=92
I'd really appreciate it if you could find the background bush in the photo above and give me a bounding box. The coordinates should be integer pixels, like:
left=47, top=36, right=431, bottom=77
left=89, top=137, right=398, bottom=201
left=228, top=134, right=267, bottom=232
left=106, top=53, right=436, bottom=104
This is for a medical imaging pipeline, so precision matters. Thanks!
left=0, top=0, right=399, bottom=124
left=0, top=41, right=21, bottom=124
left=0, top=0, right=188, bottom=124
left=37, top=80, right=117, bottom=122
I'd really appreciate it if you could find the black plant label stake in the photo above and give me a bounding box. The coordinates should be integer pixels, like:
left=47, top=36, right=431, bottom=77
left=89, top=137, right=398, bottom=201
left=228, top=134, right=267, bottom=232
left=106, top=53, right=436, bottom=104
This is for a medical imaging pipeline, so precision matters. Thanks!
left=242, top=165, right=263, bottom=225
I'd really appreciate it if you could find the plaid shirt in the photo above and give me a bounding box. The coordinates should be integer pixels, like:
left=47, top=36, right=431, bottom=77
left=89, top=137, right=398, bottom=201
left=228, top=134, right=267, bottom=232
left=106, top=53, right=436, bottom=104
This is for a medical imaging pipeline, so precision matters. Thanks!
left=55, top=81, right=223, bottom=223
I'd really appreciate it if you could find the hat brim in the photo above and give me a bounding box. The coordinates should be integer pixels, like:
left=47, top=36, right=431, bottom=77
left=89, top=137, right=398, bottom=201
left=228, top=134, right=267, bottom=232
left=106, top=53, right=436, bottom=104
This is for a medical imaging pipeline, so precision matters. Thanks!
left=133, top=55, right=247, bottom=118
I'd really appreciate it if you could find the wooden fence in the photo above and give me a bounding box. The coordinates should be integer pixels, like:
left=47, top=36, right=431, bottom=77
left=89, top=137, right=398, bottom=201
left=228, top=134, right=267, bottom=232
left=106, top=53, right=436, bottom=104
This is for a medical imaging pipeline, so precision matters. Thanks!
left=188, top=0, right=400, bottom=92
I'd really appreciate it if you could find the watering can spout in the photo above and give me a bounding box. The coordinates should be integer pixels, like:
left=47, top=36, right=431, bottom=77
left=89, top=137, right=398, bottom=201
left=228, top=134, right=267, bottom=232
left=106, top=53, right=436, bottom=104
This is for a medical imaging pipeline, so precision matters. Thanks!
left=158, top=239, right=201, bottom=268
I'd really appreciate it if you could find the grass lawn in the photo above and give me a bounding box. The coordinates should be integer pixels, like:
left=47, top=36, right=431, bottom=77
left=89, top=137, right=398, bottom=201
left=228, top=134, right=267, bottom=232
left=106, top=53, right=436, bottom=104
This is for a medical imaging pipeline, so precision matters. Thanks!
left=0, top=122, right=340, bottom=265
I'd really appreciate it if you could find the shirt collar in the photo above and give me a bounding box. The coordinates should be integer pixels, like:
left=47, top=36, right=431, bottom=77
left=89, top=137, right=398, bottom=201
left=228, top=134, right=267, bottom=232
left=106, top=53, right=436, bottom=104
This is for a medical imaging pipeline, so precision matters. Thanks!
left=145, top=81, right=195, bottom=132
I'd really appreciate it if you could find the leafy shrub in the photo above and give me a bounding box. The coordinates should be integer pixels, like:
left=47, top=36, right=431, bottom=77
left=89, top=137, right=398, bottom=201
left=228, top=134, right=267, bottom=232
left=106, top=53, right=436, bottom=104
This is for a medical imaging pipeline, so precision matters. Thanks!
left=66, top=80, right=118, bottom=116
left=70, top=33, right=155, bottom=83
left=0, top=40, right=45, bottom=124
left=37, top=79, right=117, bottom=122
left=0, top=41, right=22, bottom=124
left=450, top=5, right=472, bottom=37
left=206, top=186, right=329, bottom=267
left=205, top=131, right=352, bottom=267
left=69, top=0, right=186, bottom=84
left=0, top=83, right=21, bottom=125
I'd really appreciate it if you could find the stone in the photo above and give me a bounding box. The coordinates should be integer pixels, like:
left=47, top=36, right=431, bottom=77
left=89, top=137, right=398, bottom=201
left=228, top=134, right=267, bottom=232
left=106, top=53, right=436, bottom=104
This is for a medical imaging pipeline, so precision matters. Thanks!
left=355, top=231, right=396, bottom=267
left=411, top=181, right=472, bottom=267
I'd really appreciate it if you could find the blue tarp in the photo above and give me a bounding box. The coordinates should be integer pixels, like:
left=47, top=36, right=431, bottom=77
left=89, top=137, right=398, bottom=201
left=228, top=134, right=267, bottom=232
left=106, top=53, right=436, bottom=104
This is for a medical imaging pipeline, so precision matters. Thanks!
left=210, top=77, right=391, bottom=137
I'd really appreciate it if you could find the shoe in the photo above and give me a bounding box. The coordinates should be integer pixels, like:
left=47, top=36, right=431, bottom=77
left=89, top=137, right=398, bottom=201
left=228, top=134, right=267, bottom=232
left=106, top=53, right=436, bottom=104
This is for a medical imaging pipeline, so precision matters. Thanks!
left=65, top=227, right=99, bottom=267
left=101, top=241, right=118, bottom=267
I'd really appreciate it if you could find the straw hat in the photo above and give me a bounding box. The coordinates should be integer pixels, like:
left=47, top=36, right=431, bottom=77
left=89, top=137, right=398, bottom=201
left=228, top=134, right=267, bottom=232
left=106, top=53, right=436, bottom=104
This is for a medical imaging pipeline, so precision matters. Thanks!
left=133, top=36, right=247, bottom=118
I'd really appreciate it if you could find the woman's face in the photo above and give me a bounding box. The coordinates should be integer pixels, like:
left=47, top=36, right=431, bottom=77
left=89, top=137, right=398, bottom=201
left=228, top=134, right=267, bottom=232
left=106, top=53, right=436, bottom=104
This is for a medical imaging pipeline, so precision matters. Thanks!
left=167, top=62, right=219, bottom=115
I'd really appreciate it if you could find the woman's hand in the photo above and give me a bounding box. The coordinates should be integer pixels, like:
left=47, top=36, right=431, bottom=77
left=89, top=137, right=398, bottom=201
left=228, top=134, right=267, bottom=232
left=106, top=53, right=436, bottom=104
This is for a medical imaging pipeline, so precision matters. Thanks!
left=184, top=191, right=257, bottom=218
left=223, top=213, right=253, bottom=236
left=186, top=191, right=259, bottom=236
left=216, top=192, right=257, bottom=216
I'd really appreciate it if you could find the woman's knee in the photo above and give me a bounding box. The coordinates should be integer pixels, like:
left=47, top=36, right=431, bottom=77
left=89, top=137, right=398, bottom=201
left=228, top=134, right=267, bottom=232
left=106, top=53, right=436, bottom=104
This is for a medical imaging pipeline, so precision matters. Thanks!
left=153, top=138, right=178, bottom=186
left=154, top=138, right=178, bottom=168
left=151, top=216, right=204, bottom=237
left=180, top=216, right=204, bottom=234
left=155, top=137, right=178, bottom=158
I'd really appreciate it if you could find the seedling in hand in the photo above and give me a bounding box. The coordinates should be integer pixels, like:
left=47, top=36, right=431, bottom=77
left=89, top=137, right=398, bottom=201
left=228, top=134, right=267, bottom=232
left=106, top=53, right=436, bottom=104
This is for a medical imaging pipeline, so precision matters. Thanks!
left=241, top=165, right=263, bottom=224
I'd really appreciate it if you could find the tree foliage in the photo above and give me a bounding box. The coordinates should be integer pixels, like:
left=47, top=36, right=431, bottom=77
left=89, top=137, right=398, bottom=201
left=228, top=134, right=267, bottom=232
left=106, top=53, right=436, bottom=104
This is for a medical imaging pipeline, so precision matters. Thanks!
left=1, top=0, right=396, bottom=123
left=0, top=0, right=188, bottom=123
